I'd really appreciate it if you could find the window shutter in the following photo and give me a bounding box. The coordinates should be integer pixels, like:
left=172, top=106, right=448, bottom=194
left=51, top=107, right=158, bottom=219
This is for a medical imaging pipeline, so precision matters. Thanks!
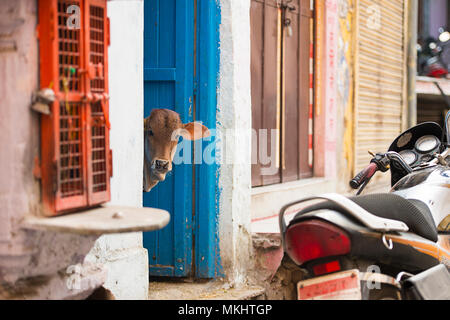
left=354, top=0, right=407, bottom=177
left=38, top=0, right=111, bottom=216
left=84, top=0, right=111, bottom=205
left=250, top=0, right=314, bottom=187
left=250, top=0, right=281, bottom=186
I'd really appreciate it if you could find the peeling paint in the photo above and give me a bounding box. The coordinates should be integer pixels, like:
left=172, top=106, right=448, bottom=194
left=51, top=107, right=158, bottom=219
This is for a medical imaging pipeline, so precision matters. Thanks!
left=217, top=0, right=253, bottom=286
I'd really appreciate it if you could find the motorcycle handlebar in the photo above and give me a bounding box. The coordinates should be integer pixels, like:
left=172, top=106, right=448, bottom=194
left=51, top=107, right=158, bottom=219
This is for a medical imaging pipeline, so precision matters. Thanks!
left=349, top=162, right=378, bottom=189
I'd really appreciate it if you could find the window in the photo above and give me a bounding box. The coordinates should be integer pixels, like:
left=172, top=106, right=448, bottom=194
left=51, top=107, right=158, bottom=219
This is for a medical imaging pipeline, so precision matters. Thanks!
left=38, top=0, right=111, bottom=216
left=250, top=0, right=314, bottom=186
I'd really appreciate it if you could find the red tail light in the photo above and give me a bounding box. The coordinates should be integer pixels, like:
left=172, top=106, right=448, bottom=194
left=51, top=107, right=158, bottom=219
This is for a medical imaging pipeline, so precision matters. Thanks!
left=284, top=219, right=351, bottom=265
left=313, top=260, right=341, bottom=276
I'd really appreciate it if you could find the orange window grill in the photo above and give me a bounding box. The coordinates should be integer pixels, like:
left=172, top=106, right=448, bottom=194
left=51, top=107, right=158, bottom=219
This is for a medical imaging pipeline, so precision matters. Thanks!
left=38, top=0, right=111, bottom=216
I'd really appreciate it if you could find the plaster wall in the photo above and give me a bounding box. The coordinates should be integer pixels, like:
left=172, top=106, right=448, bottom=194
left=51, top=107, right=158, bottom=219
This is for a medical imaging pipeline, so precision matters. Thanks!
left=0, top=0, right=147, bottom=300
left=0, top=0, right=40, bottom=243
left=0, top=0, right=44, bottom=281
left=428, top=0, right=447, bottom=39
left=85, top=0, right=148, bottom=300
left=217, top=0, right=253, bottom=286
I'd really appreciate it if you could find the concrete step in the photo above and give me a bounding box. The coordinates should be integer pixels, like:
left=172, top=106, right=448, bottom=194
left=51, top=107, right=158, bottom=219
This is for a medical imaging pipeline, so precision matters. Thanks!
left=148, top=280, right=265, bottom=300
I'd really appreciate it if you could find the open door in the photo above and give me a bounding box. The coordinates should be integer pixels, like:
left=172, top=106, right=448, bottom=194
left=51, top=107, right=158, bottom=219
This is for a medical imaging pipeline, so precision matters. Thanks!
left=143, top=0, right=195, bottom=277
left=143, top=0, right=221, bottom=278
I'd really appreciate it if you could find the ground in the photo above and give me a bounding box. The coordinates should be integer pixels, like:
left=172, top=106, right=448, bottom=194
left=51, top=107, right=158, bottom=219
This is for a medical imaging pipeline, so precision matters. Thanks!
left=148, top=278, right=265, bottom=300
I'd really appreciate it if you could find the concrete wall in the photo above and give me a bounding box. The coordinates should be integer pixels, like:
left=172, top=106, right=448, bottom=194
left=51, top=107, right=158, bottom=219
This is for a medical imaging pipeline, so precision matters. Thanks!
left=0, top=1, right=103, bottom=298
left=428, top=0, right=447, bottom=39
left=249, top=0, right=392, bottom=226
left=85, top=0, right=147, bottom=300
left=250, top=0, right=343, bottom=223
left=0, top=0, right=147, bottom=300
left=216, top=0, right=356, bottom=283
left=0, top=0, right=43, bottom=283
left=217, top=0, right=253, bottom=286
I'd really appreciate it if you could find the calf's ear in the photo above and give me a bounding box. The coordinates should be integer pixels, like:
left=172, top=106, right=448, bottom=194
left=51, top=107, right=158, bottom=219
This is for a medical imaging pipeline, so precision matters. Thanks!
left=180, top=122, right=210, bottom=141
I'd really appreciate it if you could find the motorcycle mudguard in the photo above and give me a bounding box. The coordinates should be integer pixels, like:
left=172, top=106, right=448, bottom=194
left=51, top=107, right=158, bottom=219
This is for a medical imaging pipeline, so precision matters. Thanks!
left=402, top=264, right=450, bottom=300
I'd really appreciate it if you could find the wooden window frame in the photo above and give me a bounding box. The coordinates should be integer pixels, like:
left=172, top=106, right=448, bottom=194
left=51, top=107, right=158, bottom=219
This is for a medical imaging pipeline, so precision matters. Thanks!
left=38, top=0, right=112, bottom=216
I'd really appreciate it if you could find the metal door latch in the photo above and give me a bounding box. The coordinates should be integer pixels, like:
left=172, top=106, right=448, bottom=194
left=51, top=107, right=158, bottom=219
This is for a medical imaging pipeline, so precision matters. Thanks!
left=31, top=88, right=55, bottom=115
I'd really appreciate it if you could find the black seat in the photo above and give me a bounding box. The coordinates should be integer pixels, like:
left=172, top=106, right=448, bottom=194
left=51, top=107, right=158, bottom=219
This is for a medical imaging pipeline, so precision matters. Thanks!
left=291, top=193, right=438, bottom=242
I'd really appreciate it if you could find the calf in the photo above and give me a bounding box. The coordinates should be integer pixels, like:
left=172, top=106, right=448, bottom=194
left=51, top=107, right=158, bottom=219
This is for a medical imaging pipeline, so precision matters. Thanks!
left=143, top=108, right=210, bottom=192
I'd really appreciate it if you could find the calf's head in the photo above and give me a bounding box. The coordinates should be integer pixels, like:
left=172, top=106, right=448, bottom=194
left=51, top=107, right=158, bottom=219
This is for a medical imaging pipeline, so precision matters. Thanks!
left=143, top=108, right=210, bottom=192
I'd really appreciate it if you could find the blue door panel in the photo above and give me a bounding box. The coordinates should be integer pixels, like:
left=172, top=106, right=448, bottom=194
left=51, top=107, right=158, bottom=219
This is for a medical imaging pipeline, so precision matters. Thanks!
left=143, top=0, right=194, bottom=277
left=143, top=0, right=221, bottom=278
left=194, top=0, right=222, bottom=278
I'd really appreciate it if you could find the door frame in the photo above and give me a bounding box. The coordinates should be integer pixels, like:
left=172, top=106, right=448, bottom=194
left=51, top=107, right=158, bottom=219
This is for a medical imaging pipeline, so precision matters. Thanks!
left=194, top=0, right=222, bottom=278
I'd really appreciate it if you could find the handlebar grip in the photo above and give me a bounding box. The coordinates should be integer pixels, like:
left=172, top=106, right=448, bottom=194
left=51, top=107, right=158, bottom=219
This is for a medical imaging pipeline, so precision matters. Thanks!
left=349, top=162, right=378, bottom=189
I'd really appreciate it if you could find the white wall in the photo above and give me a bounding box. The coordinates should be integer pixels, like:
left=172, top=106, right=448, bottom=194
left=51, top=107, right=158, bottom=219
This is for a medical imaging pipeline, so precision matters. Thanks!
left=217, top=0, right=253, bottom=285
left=85, top=0, right=147, bottom=300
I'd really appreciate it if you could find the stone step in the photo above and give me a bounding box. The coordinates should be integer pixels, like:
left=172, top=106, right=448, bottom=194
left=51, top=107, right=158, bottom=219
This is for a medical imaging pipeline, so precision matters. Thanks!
left=148, top=280, right=265, bottom=300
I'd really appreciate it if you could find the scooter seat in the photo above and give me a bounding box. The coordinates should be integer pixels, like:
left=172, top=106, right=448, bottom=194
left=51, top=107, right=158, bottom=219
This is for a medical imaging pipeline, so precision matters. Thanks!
left=293, top=193, right=438, bottom=242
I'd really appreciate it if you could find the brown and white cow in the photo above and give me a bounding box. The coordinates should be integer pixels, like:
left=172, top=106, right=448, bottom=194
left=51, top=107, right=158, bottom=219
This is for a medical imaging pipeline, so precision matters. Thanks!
left=143, top=108, right=210, bottom=192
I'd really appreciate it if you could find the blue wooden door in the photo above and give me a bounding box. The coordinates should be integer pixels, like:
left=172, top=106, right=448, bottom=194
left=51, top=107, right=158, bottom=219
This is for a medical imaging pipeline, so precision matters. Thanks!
left=143, top=0, right=221, bottom=278
left=143, top=0, right=195, bottom=277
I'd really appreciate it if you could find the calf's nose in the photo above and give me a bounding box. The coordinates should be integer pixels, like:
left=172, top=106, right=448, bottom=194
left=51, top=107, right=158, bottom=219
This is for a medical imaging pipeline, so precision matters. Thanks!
left=154, top=159, right=169, bottom=172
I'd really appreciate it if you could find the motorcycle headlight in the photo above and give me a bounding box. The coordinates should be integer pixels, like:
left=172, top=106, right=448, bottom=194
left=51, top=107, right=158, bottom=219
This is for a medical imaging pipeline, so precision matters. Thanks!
left=439, top=31, right=450, bottom=43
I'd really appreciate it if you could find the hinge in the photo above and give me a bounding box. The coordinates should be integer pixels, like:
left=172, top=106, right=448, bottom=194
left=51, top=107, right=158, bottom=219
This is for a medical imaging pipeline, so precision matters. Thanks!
left=109, top=149, right=113, bottom=178
left=49, top=8, right=55, bottom=41
left=193, top=80, right=198, bottom=95
left=33, top=156, right=41, bottom=179
left=52, top=160, right=58, bottom=194
left=106, top=17, right=111, bottom=46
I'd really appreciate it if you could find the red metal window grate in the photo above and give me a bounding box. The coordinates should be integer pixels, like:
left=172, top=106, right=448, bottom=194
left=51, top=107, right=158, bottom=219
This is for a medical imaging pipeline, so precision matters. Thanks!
left=57, top=0, right=82, bottom=92
left=91, top=101, right=107, bottom=193
left=89, top=5, right=105, bottom=93
left=89, top=4, right=108, bottom=194
left=39, top=0, right=111, bottom=215
left=59, top=101, right=85, bottom=198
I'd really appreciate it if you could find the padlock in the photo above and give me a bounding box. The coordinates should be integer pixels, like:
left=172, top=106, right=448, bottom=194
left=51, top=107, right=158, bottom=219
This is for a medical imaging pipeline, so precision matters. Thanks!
left=284, top=18, right=293, bottom=37
left=287, top=24, right=293, bottom=37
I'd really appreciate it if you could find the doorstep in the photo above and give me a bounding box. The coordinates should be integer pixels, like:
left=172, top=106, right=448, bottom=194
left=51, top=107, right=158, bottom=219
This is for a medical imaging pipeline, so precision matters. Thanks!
left=148, top=279, right=265, bottom=300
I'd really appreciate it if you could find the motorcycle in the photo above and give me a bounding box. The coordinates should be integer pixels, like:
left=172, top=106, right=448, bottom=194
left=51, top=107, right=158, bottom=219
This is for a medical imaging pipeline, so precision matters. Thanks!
left=279, top=111, right=450, bottom=300
left=418, top=28, right=450, bottom=78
